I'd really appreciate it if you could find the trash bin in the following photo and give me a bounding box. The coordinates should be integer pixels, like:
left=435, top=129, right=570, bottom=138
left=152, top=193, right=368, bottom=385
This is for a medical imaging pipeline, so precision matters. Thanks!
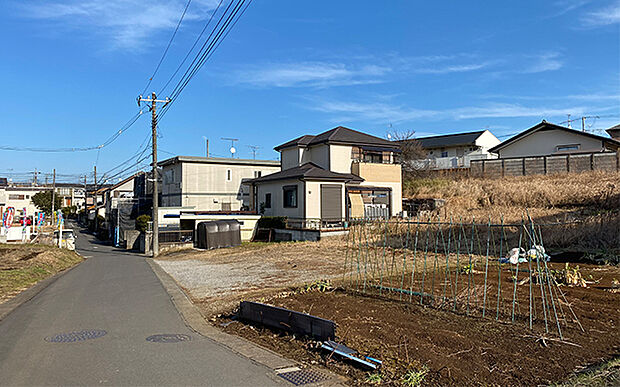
left=216, top=221, right=231, bottom=247
left=195, top=220, right=241, bottom=249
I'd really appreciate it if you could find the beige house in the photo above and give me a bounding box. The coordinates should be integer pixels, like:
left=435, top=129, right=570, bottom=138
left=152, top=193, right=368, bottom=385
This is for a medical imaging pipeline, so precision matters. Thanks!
left=490, top=121, right=620, bottom=158
left=413, top=130, right=500, bottom=169
left=248, top=126, right=402, bottom=227
left=159, top=156, right=280, bottom=211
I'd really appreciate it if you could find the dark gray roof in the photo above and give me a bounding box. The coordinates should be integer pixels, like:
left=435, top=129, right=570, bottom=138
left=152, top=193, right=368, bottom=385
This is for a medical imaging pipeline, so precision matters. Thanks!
left=158, top=155, right=280, bottom=167
left=275, top=126, right=399, bottom=151
left=249, top=162, right=363, bottom=184
left=490, top=121, right=620, bottom=153
left=410, top=130, right=486, bottom=149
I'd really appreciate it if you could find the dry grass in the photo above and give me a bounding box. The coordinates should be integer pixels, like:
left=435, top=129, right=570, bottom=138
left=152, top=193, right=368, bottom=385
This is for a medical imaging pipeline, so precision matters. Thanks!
left=404, top=171, right=620, bottom=256
left=0, top=243, right=83, bottom=303
left=405, top=170, right=620, bottom=221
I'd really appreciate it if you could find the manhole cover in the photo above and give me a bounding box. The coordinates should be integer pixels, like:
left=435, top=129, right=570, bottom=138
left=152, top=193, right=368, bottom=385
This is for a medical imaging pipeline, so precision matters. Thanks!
left=45, top=329, right=107, bottom=343
left=278, top=369, right=330, bottom=386
left=146, top=334, right=192, bottom=343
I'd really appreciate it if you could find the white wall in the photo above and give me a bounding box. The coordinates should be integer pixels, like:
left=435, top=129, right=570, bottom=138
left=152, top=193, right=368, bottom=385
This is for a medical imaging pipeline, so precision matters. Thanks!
left=280, top=148, right=300, bottom=170
left=256, top=179, right=305, bottom=219
left=179, top=162, right=280, bottom=211
left=307, top=144, right=330, bottom=170
left=329, top=144, right=353, bottom=173
left=498, top=129, right=603, bottom=158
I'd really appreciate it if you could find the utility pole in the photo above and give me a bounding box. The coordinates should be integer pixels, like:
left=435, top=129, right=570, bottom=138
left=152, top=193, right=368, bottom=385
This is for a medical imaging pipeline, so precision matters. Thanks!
left=83, top=175, right=87, bottom=212
left=94, top=166, right=97, bottom=232
left=138, top=92, right=170, bottom=257
left=51, top=169, right=56, bottom=226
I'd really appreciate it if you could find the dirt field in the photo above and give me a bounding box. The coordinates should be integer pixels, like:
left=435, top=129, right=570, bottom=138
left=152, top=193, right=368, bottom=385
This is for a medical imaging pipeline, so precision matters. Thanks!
left=0, top=243, right=83, bottom=303
left=156, top=240, right=349, bottom=315
left=217, top=262, right=620, bottom=386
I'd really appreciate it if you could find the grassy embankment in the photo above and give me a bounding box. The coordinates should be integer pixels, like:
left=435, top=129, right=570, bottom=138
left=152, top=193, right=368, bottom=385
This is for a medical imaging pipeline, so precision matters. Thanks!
left=0, top=243, right=83, bottom=303
left=404, top=170, right=620, bottom=260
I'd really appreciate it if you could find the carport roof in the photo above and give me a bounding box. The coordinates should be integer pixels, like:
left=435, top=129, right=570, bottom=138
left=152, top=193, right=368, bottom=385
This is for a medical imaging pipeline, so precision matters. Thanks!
left=249, top=162, right=363, bottom=184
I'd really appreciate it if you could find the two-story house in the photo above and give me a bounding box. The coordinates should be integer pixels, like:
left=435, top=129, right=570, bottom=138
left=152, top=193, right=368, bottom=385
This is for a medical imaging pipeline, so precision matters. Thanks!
left=158, top=156, right=281, bottom=211
left=248, top=126, right=402, bottom=227
left=410, top=130, right=500, bottom=169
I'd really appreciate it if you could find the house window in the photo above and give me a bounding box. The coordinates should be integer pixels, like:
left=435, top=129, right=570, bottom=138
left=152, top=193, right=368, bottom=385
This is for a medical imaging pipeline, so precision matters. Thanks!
left=254, top=171, right=262, bottom=178
left=283, top=185, right=297, bottom=208
left=226, top=169, right=232, bottom=181
left=441, top=151, right=448, bottom=157
left=556, top=144, right=580, bottom=152
left=264, top=193, right=271, bottom=208
left=8, top=194, right=24, bottom=200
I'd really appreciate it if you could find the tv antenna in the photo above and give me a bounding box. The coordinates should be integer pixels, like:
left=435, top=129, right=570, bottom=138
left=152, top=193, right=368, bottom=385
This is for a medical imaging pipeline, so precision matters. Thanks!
left=221, top=137, right=239, bottom=158
left=248, top=145, right=260, bottom=159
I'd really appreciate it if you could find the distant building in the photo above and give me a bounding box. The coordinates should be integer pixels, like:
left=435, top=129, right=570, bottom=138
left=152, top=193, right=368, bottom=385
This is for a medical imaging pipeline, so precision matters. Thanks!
left=0, top=186, right=51, bottom=217
left=606, top=124, right=620, bottom=141
left=158, top=156, right=281, bottom=211
left=490, top=121, right=620, bottom=158
left=408, top=130, right=500, bottom=169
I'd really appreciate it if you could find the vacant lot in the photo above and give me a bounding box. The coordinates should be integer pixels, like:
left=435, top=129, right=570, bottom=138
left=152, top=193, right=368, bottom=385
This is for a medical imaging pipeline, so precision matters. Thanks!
left=156, top=239, right=349, bottom=315
left=0, top=243, right=83, bottom=303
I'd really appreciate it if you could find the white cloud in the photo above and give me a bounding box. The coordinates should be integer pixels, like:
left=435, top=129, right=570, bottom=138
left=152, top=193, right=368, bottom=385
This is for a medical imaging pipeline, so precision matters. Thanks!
left=522, top=52, right=563, bottom=73
left=307, top=97, right=587, bottom=123
left=23, top=0, right=219, bottom=49
left=233, top=62, right=390, bottom=88
left=413, top=62, right=493, bottom=74
left=582, top=1, right=620, bottom=26
left=551, top=0, right=592, bottom=17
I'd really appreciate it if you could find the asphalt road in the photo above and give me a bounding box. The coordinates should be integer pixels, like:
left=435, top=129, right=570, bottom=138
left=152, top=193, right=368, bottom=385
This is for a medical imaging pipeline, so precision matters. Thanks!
left=0, top=225, right=283, bottom=386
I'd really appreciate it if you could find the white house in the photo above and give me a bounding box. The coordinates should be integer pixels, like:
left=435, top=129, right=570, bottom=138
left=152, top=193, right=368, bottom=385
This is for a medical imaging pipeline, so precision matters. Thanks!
left=412, top=130, right=500, bottom=169
left=247, top=126, right=403, bottom=228
left=489, top=121, right=620, bottom=158
left=158, top=156, right=281, bottom=211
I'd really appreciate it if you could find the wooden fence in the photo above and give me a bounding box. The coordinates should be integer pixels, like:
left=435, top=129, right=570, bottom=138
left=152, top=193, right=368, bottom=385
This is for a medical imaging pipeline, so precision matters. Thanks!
left=471, top=151, right=620, bottom=178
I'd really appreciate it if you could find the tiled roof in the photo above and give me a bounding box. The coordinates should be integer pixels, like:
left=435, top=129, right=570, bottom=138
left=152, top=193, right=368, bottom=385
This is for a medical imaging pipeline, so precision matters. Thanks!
left=249, top=162, right=363, bottom=183
left=411, top=130, right=486, bottom=149
left=275, top=126, right=398, bottom=151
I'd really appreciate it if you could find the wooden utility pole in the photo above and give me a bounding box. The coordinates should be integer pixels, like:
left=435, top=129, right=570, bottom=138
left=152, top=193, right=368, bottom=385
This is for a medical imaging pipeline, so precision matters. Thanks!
left=51, top=169, right=56, bottom=225
left=138, top=92, right=169, bottom=257
left=94, top=166, right=97, bottom=231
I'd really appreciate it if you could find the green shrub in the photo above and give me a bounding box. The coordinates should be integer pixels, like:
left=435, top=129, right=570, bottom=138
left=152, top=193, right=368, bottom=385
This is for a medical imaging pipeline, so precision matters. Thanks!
left=257, top=216, right=287, bottom=229
left=135, top=214, right=151, bottom=232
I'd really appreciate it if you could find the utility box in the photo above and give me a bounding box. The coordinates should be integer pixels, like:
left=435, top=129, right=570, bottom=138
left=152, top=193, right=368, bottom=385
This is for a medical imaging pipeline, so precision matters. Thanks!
left=195, top=220, right=241, bottom=249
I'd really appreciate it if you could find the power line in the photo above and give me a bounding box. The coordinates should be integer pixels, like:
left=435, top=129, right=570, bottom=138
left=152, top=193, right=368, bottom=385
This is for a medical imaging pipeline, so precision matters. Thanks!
left=0, top=110, right=144, bottom=153
left=159, top=0, right=225, bottom=95
left=156, top=0, right=253, bottom=122
left=141, top=0, right=194, bottom=96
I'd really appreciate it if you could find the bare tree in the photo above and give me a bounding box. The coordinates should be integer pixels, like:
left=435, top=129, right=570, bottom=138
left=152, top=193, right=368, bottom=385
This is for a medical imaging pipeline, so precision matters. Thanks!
left=388, top=129, right=428, bottom=176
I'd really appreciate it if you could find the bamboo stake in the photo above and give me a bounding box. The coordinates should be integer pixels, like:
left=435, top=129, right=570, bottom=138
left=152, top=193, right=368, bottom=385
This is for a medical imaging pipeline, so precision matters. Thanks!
left=442, top=216, right=453, bottom=305
left=482, top=216, right=491, bottom=318
left=511, top=219, right=524, bottom=323
left=430, top=216, right=441, bottom=305
left=409, top=215, right=420, bottom=303
left=379, top=218, right=388, bottom=295
left=466, top=217, right=475, bottom=315
left=496, top=216, right=505, bottom=320
left=399, top=218, right=411, bottom=300
left=420, top=215, right=432, bottom=305
left=537, top=225, right=563, bottom=340
left=453, top=217, right=463, bottom=311
left=362, top=220, right=370, bottom=293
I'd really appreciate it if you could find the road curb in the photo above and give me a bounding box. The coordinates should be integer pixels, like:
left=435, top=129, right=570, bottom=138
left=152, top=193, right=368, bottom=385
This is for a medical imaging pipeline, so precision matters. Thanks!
left=0, top=261, right=82, bottom=322
left=146, top=258, right=346, bottom=386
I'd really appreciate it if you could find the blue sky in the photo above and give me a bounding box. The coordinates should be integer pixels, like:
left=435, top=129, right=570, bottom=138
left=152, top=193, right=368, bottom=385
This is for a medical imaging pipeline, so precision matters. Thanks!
left=0, top=0, right=619, bottom=183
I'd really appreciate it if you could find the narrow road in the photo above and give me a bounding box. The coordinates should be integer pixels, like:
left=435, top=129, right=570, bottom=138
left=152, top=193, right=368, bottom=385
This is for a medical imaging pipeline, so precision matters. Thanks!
left=0, top=225, right=283, bottom=386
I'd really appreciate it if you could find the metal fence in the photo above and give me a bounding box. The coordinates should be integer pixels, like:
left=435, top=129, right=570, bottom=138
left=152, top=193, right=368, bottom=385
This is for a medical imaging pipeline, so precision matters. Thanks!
left=158, top=229, right=194, bottom=244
